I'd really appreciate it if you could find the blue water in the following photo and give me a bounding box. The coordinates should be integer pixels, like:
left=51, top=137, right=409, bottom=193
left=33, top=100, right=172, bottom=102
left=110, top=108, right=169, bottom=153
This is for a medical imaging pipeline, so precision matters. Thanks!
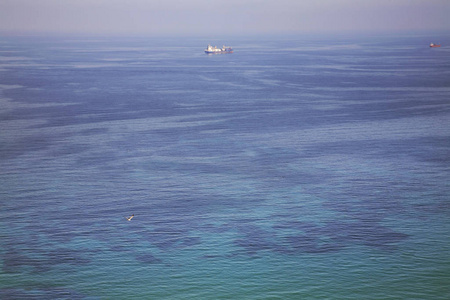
left=1, top=33, right=449, bottom=299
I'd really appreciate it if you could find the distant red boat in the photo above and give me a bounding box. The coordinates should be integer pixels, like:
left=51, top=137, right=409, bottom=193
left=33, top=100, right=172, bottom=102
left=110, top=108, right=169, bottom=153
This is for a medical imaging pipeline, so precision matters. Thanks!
left=430, top=43, right=441, bottom=48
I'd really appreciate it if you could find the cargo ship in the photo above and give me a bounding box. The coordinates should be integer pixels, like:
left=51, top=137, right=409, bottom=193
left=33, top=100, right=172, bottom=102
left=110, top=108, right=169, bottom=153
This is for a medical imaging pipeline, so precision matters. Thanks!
left=205, top=44, right=233, bottom=54
left=430, top=43, right=441, bottom=48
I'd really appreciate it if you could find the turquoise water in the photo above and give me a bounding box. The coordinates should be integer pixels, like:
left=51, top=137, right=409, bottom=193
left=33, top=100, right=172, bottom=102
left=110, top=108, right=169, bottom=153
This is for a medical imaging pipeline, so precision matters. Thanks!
left=1, top=33, right=449, bottom=299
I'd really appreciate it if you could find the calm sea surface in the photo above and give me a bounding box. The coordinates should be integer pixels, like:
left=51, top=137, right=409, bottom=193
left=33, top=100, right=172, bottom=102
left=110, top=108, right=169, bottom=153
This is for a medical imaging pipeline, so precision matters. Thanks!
left=1, top=33, right=449, bottom=299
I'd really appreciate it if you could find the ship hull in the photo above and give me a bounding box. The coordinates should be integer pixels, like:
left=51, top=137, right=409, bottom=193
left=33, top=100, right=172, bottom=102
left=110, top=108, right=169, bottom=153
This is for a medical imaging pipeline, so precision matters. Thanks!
left=205, top=50, right=233, bottom=54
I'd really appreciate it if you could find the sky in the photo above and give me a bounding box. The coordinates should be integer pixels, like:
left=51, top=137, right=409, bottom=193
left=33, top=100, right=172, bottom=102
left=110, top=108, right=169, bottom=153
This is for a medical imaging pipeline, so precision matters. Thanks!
left=0, top=0, right=449, bottom=36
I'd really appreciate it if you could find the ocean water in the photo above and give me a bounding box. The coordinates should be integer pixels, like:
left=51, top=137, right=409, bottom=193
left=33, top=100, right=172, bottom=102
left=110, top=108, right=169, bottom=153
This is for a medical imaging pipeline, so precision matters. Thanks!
left=1, top=33, right=449, bottom=299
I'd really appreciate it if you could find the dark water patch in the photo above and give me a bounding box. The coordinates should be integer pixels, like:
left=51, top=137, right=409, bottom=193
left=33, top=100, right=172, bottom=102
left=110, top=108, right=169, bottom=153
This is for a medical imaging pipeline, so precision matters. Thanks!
left=321, top=220, right=357, bottom=238
left=1, top=126, right=92, bottom=162
left=142, top=222, right=201, bottom=250
left=179, top=236, right=202, bottom=247
left=2, top=234, right=45, bottom=253
left=282, top=235, right=344, bottom=254
left=305, top=135, right=450, bottom=170
left=38, top=110, right=144, bottom=128
left=46, top=248, right=91, bottom=266
left=232, top=217, right=409, bottom=256
left=352, top=225, right=409, bottom=249
left=148, top=237, right=180, bottom=250
left=323, top=220, right=409, bottom=249
left=201, top=254, right=224, bottom=260
left=2, top=246, right=92, bottom=274
left=145, top=231, right=201, bottom=250
left=341, top=95, right=450, bottom=121
left=31, top=224, right=78, bottom=243
left=135, top=253, right=163, bottom=264
left=0, top=287, right=86, bottom=300
left=151, top=223, right=191, bottom=235
left=20, top=211, right=120, bottom=246
left=51, top=143, right=92, bottom=157
left=196, top=223, right=233, bottom=234
left=409, top=136, right=450, bottom=164
left=273, top=221, right=323, bottom=235
left=233, top=224, right=279, bottom=256
left=233, top=237, right=276, bottom=256
left=149, top=197, right=236, bottom=222
left=0, top=135, right=52, bottom=160
left=32, top=100, right=186, bottom=129
left=434, top=200, right=450, bottom=213
left=322, top=197, right=405, bottom=220
left=2, top=251, right=49, bottom=273
left=267, top=211, right=297, bottom=220
left=109, top=243, right=136, bottom=253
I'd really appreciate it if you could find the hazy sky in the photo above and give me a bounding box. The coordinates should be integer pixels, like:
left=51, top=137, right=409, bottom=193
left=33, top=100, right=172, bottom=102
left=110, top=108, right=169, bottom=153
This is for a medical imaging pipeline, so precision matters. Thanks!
left=1, top=0, right=449, bottom=36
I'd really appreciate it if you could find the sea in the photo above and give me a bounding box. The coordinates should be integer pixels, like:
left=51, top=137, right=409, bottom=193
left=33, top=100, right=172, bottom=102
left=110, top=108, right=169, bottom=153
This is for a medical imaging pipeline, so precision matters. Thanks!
left=1, top=32, right=449, bottom=299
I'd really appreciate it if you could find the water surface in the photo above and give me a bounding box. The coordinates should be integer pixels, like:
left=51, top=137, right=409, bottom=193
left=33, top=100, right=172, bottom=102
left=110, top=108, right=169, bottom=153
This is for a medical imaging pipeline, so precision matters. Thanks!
left=1, top=33, right=449, bottom=299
